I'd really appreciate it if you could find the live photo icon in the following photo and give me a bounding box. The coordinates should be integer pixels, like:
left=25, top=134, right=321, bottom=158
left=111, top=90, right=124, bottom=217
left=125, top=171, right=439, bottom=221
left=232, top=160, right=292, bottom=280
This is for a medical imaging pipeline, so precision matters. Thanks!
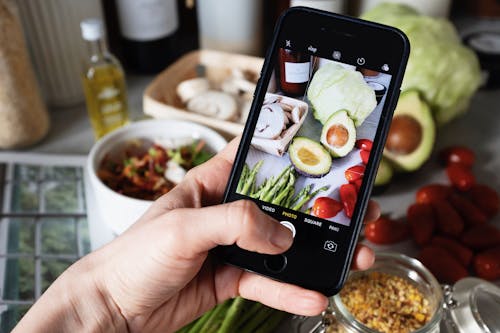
left=382, top=64, right=390, bottom=71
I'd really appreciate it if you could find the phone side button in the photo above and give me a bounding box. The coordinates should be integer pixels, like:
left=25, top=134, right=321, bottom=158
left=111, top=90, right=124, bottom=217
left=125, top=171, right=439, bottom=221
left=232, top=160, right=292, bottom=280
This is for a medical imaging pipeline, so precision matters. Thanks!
left=264, top=254, right=287, bottom=274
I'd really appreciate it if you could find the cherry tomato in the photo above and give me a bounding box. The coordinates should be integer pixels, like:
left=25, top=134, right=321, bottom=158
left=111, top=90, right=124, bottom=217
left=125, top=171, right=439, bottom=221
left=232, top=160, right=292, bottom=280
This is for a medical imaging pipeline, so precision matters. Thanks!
left=355, top=139, right=373, bottom=151
left=474, top=247, right=500, bottom=281
left=448, top=192, right=487, bottom=226
left=312, top=197, right=343, bottom=219
left=364, top=216, right=410, bottom=245
left=407, top=203, right=435, bottom=246
left=468, top=184, right=500, bottom=218
left=432, top=200, right=464, bottom=237
left=419, top=246, right=469, bottom=284
left=360, top=150, right=370, bottom=165
left=416, top=184, right=451, bottom=204
left=446, top=164, right=475, bottom=191
left=431, top=236, right=473, bottom=267
left=339, top=184, right=357, bottom=218
left=345, top=165, right=365, bottom=183
left=440, top=146, right=475, bottom=168
left=461, top=224, right=500, bottom=250
left=353, top=179, right=363, bottom=192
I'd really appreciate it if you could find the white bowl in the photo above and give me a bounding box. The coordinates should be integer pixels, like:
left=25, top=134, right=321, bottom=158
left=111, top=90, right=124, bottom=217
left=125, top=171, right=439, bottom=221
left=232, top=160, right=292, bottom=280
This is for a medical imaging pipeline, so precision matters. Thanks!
left=87, top=119, right=228, bottom=235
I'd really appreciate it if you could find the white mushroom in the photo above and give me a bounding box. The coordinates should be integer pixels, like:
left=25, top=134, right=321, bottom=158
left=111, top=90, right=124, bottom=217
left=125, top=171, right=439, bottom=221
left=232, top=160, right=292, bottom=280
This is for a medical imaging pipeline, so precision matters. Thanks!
left=263, top=94, right=279, bottom=105
left=254, top=103, right=286, bottom=139
left=176, top=78, right=210, bottom=103
left=221, top=77, right=256, bottom=96
left=187, top=91, right=238, bottom=121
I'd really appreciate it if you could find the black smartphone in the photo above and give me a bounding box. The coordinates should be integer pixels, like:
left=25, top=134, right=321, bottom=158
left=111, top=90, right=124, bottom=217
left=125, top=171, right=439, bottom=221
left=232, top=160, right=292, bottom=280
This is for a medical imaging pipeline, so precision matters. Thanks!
left=217, top=7, right=410, bottom=296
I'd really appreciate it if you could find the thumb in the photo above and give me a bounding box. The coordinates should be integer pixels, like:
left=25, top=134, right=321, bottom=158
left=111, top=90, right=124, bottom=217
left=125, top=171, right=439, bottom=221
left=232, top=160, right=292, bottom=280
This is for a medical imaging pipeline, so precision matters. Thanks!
left=163, top=200, right=294, bottom=258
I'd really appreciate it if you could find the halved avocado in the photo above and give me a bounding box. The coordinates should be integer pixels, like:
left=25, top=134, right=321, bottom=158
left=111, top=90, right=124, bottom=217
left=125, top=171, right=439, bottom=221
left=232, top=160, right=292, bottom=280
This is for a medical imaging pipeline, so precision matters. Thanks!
left=289, top=137, right=332, bottom=178
left=383, top=90, right=435, bottom=172
left=320, top=110, right=356, bottom=158
left=375, top=157, right=393, bottom=187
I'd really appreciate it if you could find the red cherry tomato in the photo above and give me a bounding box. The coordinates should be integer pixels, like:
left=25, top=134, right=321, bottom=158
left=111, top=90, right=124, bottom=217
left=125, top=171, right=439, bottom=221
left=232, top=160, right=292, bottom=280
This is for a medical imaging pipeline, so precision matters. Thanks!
left=407, top=203, right=435, bottom=246
left=416, top=184, right=451, bottom=204
left=360, top=150, right=370, bottom=165
left=440, top=146, right=475, bottom=168
left=364, top=216, right=410, bottom=245
left=448, top=192, right=487, bottom=226
left=355, top=139, right=373, bottom=151
left=468, top=184, right=500, bottom=218
left=474, top=247, right=500, bottom=281
left=446, top=164, right=475, bottom=191
left=461, top=224, right=500, bottom=250
left=419, top=246, right=469, bottom=284
left=345, top=165, right=365, bottom=183
left=353, top=179, right=363, bottom=192
left=312, top=197, right=343, bottom=219
left=431, top=236, right=473, bottom=267
left=339, top=184, right=357, bottom=218
left=432, top=200, right=464, bottom=237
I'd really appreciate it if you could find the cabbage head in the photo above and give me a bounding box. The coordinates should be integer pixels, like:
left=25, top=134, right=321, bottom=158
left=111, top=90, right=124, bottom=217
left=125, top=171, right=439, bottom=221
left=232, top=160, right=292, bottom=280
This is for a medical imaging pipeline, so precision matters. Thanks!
left=362, top=3, right=481, bottom=125
left=308, top=63, right=377, bottom=126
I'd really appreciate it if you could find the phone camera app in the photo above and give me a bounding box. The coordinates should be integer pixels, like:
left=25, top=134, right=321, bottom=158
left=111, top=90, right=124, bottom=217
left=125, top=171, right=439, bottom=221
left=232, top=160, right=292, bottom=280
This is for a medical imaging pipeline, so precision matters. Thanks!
left=323, top=240, right=338, bottom=252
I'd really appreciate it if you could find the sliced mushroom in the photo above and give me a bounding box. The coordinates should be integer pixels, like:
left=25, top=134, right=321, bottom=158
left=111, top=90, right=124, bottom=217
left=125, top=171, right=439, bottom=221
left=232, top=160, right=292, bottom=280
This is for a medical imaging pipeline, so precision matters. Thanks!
left=187, top=91, right=238, bottom=121
left=291, top=106, right=304, bottom=124
left=221, top=77, right=256, bottom=96
left=280, top=102, right=295, bottom=113
left=263, top=95, right=279, bottom=105
left=254, top=103, right=286, bottom=139
left=176, top=78, right=210, bottom=103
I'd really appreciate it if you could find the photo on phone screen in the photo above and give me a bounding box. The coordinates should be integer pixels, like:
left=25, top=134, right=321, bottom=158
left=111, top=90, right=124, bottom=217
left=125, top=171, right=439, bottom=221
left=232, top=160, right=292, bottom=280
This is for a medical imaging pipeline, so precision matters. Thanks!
left=234, top=42, right=391, bottom=227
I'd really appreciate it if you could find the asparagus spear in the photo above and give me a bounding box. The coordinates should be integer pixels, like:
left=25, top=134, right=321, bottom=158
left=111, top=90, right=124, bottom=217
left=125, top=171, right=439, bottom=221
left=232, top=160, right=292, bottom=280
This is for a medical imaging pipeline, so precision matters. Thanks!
left=235, top=301, right=264, bottom=329
left=217, top=297, right=249, bottom=333
left=240, top=160, right=263, bottom=195
left=238, top=306, right=275, bottom=333
left=237, top=164, right=249, bottom=193
left=291, top=185, right=329, bottom=211
left=290, top=184, right=311, bottom=209
left=186, top=307, right=215, bottom=333
left=198, top=299, right=231, bottom=333
left=262, top=167, right=291, bottom=202
left=175, top=320, right=197, bottom=333
left=254, top=311, right=289, bottom=333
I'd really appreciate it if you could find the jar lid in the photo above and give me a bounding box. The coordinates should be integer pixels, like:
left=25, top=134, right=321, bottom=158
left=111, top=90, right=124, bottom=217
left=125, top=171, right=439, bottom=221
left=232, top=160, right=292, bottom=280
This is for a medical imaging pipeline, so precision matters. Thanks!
left=464, top=31, right=500, bottom=88
left=446, top=277, right=500, bottom=333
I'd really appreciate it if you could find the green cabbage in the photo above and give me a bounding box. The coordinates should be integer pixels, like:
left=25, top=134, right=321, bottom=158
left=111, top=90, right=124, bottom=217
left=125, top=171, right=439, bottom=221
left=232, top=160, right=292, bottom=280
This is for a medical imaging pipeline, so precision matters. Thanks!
left=362, top=3, right=482, bottom=125
left=307, top=63, right=377, bottom=126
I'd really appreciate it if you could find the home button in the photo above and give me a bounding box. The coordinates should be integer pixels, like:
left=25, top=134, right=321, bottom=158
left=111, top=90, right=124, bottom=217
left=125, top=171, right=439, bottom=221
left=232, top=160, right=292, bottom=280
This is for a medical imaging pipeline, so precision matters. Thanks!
left=264, top=254, right=287, bottom=273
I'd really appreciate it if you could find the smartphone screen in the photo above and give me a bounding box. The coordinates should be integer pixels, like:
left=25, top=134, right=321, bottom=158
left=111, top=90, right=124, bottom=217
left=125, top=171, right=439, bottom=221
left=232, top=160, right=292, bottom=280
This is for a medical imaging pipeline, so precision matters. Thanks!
left=220, top=8, right=409, bottom=295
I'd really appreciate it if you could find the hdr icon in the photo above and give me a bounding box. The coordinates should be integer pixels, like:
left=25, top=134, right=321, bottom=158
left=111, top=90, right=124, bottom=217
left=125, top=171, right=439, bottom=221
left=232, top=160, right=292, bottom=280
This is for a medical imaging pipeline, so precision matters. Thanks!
left=323, top=240, right=338, bottom=252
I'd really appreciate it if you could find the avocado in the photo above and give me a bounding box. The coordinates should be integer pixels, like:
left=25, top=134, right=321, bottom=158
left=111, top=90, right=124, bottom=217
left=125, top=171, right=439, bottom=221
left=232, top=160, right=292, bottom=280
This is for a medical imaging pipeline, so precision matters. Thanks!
left=320, top=110, right=356, bottom=158
left=375, top=157, right=393, bottom=187
left=383, top=90, right=435, bottom=172
left=289, top=137, right=332, bottom=178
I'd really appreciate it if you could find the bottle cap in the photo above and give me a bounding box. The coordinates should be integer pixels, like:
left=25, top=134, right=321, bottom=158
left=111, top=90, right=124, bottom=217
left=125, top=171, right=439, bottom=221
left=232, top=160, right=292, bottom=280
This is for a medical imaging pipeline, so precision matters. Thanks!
left=80, top=18, right=104, bottom=41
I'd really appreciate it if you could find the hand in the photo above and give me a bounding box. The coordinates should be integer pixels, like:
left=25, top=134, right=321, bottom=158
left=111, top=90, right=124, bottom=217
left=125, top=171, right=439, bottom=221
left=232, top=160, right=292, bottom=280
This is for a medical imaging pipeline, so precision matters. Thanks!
left=14, top=138, right=380, bottom=333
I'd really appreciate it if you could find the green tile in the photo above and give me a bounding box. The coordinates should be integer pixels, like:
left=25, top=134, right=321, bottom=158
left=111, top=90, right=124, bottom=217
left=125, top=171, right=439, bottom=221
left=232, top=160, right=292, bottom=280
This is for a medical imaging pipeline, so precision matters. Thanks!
left=2, top=257, right=35, bottom=301
left=0, top=304, right=32, bottom=333
left=42, top=181, right=80, bottom=213
left=78, top=218, right=91, bottom=255
left=41, top=218, right=77, bottom=255
left=41, top=259, right=73, bottom=293
left=11, top=182, right=39, bottom=213
left=14, top=165, right=40, bottom=181
left=6, top=218, right=35, bottom=254
left=42, top=166, right=80, bottom=180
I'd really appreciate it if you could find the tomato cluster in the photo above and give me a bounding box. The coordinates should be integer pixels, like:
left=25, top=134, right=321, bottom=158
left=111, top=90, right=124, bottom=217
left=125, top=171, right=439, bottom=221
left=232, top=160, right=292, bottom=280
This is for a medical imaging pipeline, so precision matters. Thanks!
left=364, top=146, right=500, bottom=283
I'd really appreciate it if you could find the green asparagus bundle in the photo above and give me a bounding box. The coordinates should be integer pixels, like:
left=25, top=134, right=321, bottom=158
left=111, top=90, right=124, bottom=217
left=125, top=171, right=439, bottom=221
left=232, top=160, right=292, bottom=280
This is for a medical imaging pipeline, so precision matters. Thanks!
left=237, top=162, right=329, bottom=211
left=175, top=298, right=288, bottom=333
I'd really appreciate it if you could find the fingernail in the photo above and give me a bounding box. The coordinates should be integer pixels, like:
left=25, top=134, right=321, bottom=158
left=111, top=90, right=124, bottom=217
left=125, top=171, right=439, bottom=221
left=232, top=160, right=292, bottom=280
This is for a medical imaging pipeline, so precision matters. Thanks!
left=270, top=224, right=293, bottom=249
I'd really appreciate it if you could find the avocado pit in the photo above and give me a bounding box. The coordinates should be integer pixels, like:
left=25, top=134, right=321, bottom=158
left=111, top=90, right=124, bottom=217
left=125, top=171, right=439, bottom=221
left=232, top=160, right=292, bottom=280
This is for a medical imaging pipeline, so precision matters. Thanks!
left=326, top=124, right=349, bottom=148
left=386, top=115, right=422, bottom=155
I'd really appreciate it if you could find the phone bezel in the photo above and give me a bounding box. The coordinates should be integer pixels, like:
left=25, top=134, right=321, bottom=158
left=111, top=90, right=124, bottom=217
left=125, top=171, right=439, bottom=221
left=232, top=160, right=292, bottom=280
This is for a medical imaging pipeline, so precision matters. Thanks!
left=216, top=7, right=410, bottom=296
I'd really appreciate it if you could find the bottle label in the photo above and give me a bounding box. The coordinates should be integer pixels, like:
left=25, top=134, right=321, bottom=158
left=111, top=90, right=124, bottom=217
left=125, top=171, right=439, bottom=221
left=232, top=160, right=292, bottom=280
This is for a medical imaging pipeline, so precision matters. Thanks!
left=284, top=62, right=310, bottom=83
left=116, top=0, right=178, bottom=41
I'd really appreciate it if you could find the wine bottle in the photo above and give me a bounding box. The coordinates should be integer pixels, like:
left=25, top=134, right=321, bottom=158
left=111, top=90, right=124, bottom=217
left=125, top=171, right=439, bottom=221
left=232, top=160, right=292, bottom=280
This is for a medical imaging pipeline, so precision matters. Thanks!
left=116, top=0, right=179, bottom=73
left=278, top=48, right=311, bottom=96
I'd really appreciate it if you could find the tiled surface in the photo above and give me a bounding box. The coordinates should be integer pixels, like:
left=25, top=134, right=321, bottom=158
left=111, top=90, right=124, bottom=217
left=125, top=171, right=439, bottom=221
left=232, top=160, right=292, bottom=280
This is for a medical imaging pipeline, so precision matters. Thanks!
left=0, top=163, right=90, bottom=332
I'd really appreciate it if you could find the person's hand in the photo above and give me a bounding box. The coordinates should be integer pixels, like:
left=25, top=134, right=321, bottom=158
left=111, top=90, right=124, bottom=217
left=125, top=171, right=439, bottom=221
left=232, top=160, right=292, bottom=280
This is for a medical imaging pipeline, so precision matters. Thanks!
left=14, top=138, right=380, bottom=333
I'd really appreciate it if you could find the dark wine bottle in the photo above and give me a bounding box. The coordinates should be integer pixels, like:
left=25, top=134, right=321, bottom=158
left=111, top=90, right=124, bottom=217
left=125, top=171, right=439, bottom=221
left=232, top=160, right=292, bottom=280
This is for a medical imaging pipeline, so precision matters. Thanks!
left=116, top=0, right=179, bottom=74
left=278, top=48, right=311, bottom=96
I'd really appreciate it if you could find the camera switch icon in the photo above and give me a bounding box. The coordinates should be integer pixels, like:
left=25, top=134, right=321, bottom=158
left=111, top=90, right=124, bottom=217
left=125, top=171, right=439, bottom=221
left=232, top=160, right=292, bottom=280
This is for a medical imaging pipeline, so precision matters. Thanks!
left=323, top=240, right=338, bottom=253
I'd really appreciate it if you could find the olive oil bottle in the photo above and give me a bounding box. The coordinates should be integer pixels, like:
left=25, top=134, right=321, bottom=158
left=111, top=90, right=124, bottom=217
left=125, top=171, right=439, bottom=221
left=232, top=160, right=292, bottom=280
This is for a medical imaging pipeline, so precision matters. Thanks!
left=81, top=18, right=128, bottom=139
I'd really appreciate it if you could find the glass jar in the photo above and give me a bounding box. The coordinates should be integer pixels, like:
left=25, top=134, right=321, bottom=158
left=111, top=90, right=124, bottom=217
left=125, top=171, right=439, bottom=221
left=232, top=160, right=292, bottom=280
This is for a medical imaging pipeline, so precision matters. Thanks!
left=306, top=252, right=500, bottom=333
